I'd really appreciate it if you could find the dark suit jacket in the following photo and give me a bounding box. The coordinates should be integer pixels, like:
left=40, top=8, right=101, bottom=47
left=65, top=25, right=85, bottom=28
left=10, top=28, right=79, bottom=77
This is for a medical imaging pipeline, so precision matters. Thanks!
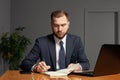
left=20, top=33, right=90, bottom=71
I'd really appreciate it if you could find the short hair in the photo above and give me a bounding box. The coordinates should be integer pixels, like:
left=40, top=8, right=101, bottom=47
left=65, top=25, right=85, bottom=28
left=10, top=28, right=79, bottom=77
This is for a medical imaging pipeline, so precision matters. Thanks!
left=51, top=10, right=69, bottom=21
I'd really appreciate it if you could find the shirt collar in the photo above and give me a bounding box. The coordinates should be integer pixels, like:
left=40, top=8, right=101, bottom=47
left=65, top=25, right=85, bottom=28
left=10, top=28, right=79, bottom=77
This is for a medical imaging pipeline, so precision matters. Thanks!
left=54, top=35, right=67, bottom=44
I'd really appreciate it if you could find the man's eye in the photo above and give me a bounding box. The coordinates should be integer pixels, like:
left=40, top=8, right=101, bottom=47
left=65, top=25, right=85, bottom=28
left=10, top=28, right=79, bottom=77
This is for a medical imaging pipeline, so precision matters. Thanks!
left=61, top=24, right=66, bottom=27
left=53, top=24, right=58, bottom=27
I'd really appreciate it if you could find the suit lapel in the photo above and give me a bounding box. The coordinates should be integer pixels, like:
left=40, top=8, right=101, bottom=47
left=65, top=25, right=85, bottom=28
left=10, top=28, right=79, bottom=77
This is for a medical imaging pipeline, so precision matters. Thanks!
left=66, top=34, right=73, bottom=65
left=48, top=35, right=56, bottom=70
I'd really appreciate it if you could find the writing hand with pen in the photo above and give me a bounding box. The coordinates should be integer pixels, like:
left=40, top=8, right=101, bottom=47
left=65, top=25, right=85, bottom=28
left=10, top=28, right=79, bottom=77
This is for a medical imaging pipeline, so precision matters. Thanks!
left=33, top=61, right=51, bottom=73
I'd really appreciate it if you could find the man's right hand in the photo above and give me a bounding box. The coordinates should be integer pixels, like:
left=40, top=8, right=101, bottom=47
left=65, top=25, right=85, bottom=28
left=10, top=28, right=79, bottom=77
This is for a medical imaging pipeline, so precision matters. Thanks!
left=34, top=61, right=51, bottom=73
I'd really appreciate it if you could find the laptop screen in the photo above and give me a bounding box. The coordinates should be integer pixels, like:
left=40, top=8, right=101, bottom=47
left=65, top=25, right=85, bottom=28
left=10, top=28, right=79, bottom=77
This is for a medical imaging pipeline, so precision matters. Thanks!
left=94, top=44, right=120, bottom=76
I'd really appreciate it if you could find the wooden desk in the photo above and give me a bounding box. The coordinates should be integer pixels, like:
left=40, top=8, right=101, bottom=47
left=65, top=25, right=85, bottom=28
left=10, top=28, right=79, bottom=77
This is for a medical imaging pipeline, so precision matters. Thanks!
left=0, top=70, right=120, bottom=80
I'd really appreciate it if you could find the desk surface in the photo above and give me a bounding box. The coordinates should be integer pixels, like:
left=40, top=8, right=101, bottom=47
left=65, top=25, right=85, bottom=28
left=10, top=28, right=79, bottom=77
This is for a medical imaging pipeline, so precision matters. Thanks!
left=0, top=70, right=120, bottom=80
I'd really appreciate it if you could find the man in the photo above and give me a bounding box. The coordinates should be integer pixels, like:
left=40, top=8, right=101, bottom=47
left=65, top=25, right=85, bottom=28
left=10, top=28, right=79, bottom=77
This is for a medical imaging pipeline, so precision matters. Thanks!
left=20, top=10, right=90, bottom=73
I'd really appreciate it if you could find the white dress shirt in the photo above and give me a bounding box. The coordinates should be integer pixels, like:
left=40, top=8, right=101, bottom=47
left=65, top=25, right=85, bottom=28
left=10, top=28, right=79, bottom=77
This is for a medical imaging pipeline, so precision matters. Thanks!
left=54, top=35, right=67, bottom=70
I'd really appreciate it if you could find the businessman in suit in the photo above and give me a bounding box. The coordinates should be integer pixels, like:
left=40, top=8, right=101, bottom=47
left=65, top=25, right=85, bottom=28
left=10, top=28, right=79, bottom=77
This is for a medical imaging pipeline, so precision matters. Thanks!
left=20, top=10, right=90, bottom=73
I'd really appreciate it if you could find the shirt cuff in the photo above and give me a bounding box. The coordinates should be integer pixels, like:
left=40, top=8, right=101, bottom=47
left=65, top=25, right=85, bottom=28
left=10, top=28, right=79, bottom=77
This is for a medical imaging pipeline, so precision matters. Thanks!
left=79, top=64, right=83, bottom=71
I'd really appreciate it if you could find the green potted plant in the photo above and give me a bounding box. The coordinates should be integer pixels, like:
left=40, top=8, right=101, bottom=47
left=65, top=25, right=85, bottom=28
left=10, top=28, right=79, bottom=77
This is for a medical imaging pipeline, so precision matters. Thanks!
left=0, top=26, right=31, bottom=70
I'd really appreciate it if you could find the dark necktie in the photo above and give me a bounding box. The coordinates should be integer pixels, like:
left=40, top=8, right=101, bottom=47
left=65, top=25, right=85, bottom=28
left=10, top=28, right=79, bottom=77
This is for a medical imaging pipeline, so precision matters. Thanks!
left=59, top=41, right=66, bottom=69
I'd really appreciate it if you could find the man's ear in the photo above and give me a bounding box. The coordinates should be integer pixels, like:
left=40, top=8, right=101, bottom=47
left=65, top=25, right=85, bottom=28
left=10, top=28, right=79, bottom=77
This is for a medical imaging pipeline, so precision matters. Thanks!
left=68, top=21, right=70, bottom=26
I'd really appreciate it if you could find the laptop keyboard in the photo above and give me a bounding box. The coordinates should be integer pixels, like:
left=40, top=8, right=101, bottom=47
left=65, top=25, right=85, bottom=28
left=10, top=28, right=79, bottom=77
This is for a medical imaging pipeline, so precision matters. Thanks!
left=73, top=70, right=94, bottom=76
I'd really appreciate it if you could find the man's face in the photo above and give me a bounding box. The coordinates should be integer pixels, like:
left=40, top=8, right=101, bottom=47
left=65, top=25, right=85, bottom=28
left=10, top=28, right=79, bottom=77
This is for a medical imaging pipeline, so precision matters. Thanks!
left=51, top=15, right=70, bottom=39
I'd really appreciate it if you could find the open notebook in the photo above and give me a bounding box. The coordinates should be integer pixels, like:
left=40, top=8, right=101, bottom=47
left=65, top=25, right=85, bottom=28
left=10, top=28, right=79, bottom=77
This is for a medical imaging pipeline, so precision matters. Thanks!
left=73, top=44, right=120, bottom=76
left=43, top=63, right=79, bottom=77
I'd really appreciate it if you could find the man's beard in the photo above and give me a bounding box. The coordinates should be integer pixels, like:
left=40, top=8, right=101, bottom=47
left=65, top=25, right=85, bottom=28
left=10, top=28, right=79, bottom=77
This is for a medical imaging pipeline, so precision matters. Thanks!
left=54, top=32, right=67, bottom=39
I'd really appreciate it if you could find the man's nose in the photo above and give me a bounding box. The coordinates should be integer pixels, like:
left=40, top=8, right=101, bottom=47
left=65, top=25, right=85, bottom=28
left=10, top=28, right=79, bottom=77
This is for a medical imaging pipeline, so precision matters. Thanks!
left=58, top=26, right=62, bottom=31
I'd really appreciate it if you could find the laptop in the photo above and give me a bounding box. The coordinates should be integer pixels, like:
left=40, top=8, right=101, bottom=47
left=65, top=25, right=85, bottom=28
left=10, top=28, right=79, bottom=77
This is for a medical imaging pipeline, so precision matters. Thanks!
left=73, top=44, right=120, bottom=76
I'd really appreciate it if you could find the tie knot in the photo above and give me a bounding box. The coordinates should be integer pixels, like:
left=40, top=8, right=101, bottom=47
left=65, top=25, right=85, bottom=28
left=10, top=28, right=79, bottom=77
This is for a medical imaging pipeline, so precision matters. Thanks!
left=60, top=41, right=63, bottom=46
